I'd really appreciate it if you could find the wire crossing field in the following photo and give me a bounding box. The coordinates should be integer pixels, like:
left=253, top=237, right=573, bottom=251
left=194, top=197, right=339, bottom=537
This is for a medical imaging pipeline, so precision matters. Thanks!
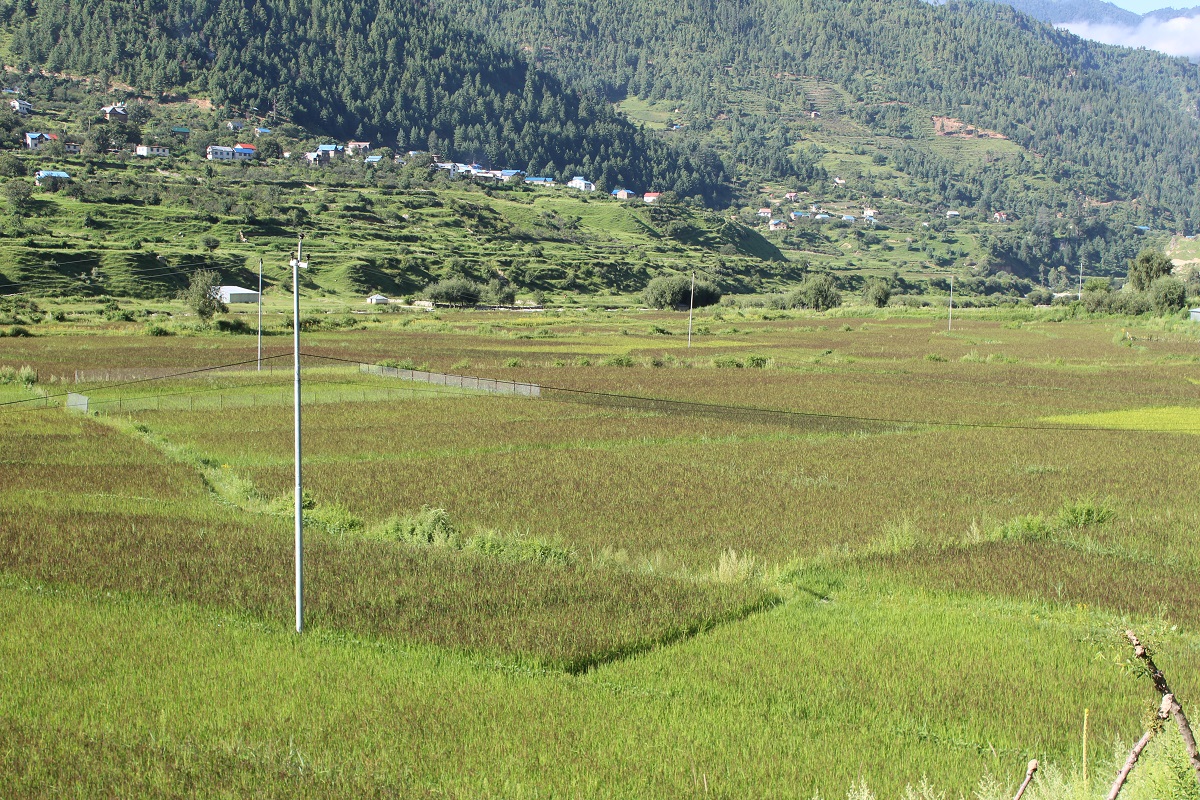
left=2, top=307, right=1200, bottom=797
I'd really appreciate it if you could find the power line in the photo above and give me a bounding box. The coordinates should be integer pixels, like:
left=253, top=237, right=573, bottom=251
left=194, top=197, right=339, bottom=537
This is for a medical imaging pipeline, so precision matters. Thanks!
left=0, top=354, right=293, bottom=409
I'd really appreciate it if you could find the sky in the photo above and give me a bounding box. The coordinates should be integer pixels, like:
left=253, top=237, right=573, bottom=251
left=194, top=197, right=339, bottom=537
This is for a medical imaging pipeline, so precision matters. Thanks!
left=1060, top=0, right=1200, bottom=60
left=1105, top=0, right=1171, bottom=12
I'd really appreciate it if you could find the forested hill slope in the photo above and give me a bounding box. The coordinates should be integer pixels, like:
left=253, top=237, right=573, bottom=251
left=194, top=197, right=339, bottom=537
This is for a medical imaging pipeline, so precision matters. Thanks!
left=0, top=0, right=727, bottom=202
left=448, top=0, right=1200, bottom=222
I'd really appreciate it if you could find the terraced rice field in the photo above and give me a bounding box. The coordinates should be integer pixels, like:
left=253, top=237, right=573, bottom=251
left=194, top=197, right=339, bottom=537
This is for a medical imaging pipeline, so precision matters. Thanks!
left=2, top=305, right=1199, bottom=797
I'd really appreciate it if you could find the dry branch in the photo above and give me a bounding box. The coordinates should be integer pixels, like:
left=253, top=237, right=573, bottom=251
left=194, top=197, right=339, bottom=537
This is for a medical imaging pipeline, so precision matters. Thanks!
left=1125, top=630, right=1200, bottom=787
left=1013, top=759, right=1038, bottom=800
left=1107, top=694, right=1173, bottom=800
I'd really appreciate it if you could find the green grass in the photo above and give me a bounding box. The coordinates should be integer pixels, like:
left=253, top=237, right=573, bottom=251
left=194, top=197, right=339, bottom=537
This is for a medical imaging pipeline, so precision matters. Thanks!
left=4, top=309, right=1200, bottom=796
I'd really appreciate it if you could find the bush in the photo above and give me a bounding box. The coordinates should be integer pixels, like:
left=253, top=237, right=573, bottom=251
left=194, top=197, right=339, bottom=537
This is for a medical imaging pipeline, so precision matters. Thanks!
left=481, top=278, right=516, bottom=306
left=1127, top=248, right=1173, bottom=291
left=641, top=275, right=721, bottom=310
left=601, top=354, right=635, bottom=367
left=1149, top=276, right=1187, bottom=314
left=425, top=277, right=481, bottom=306
left=178, top=270, right=227, bottom=322
left=215, top=318, right=255, bottom=334
left=376, top=507, right=461, bottom=548
left=1024, top=288, right=1053, bottom=306
left=3, top=325, right=32, bottom=337
left=144, top=322, right=174, bottom=336
left=786, top=274, right=842, bottom=311
left=862, top=280, right=891, bottom=308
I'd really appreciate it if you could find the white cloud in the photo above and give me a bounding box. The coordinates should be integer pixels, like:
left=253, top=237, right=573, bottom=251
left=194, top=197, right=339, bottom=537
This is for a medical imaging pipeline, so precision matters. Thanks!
left=1062, top=15, right=1200, bottom=60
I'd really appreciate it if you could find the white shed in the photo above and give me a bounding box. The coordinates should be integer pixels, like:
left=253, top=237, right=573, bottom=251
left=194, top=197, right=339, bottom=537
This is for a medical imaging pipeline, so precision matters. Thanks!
left=1191, top=308, right=1200, bottom=322
left=367, top=294, right=389, bottom=305
left=218, top=285, right=259, bottom=304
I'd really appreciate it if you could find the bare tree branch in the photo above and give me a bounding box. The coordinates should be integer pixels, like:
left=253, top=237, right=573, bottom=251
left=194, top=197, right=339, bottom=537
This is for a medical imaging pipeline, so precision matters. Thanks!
left=1013, top=759, right=1038, bottom=800
left=1107, top=694, right=1173, bottom=800
left=1125, top=630, right=1200, bottom=787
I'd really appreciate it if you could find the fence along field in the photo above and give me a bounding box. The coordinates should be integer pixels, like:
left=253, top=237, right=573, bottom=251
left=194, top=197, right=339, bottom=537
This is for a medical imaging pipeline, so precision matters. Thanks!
left=1, top=309, right=1199, bottom=796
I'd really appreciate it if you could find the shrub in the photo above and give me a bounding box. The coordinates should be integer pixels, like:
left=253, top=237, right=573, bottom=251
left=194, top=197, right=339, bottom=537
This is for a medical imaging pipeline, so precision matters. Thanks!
left=862, top=280, right=891, bottom=308
left=642, top=275, right=721, bottom=310
left=1127, top=248, right=1173, bottom=291
left=1149, top=276, right=1187, bottom=314
left=1056, top=499, right=1114, bottom=528
left=215, top=318, right=254, bottom=334
left=0, top=365, right=15, bottom=384
left=1024, top=288, right=1053, bottom=306
left=744, top=354, right=770, bottom=368
left=712, top=354, right=743, bottom=368
left=426, top=277, right=481, bottom=307
left=785, top=274, right=842, bottom=311
left=481, top=278, right=516, bottom=306
left=4, top=325, right=32, bottom=337
left=376, top=507, right=461, bottom=548
left=601, top=354, right=635, bottom=367
left=144, top=322, right=174, bottom=336
left=178, top=270, right=227, bottom=322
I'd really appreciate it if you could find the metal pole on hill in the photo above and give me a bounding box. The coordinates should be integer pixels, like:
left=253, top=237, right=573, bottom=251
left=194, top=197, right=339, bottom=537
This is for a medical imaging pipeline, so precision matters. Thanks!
left=257, top=258, right=263, bottom=372
left=687, top=271, right=695, bottom=348
left=948, top=274, right=954, bottom=331
left=1078, top=256, right=1085, bottom=302
left=291, top=234, right=307, bottom=633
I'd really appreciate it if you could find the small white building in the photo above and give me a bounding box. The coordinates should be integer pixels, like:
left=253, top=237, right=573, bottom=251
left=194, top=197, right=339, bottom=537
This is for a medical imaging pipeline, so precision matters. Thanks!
left=218, top=285, right=259, bottom=304
left=226, top=120, right=245, bottom=131
left=567, top=176, right=595, bottom=191
left=1191, top=308, right=1200, bottom=322
left=206, top=145, right=235, bottom=161
left=135, top=144, right=170, bottom=157
left=10, top=99, right=31, bottom=115
left=367, top=294, right=389, bottom=305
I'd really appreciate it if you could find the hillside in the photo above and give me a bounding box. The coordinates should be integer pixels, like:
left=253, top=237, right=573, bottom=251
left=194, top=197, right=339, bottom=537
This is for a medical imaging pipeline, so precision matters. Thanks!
left=0, top=0, right=726, bottom=202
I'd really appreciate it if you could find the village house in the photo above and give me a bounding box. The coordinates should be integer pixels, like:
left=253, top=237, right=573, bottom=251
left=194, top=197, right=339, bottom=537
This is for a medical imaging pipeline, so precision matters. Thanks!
left=500, top=169, right=525, bottom=180
left=317, top=143, right=344, bottom=159
left=367, top=294, right=389, bottom=305
left=567, top=176, right=596, bottom=191
left=946, top=210, right=961, bottom=219
left=611, top=188, right=635, bottom=200
left=100, top=104, right=128, bottom=121
left=226, top=120, right=245, bottom=131
left=135, top=144, right=170, bottom=158
left=842, top=214, right=857, bottom=222
left=33, top=169, right=70, bottom=186
left=833, top=177, right=846, bottom=185
left=363, top=154, right=383, bottom=164
left=757, top=207, right=772, bottom=218
left=346, top=141, right=371, bottom=154
left=253, top=127, right=272, bottom=137
left=643, top=192, right=661, bottom=204
left=769, top=219, right=787, bottom=231
left=206, top=145, right=235, bottom=161
left=24, top=131, right=56, bottom=150
left=232, top=143, right=257, bottom=160
left=524, top=176, right=555, bottom=186
left=63, top=142, right=81, bottom=154
left=992, top=211, right=1009, bottom=222
left=9, top=99, right=31, bottom=115
left=171, top=126, right=191, bottom=141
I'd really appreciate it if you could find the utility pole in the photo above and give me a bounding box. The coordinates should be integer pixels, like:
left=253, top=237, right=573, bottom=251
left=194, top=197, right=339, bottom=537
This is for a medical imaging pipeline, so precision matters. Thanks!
left=257, top=258, right=263, bottom=372
left=687, top=271, right=695, bottom=348
left=948, top=274, right=954, bottom=331
left=290, top=234, right=307, bottom=633
left=1078, top=256, right=1085, bottom=302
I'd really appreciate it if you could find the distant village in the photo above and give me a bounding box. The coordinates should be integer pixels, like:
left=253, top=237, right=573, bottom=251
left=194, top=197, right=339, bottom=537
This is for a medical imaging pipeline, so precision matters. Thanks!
left=9, top=97, right=1019, bottom=231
